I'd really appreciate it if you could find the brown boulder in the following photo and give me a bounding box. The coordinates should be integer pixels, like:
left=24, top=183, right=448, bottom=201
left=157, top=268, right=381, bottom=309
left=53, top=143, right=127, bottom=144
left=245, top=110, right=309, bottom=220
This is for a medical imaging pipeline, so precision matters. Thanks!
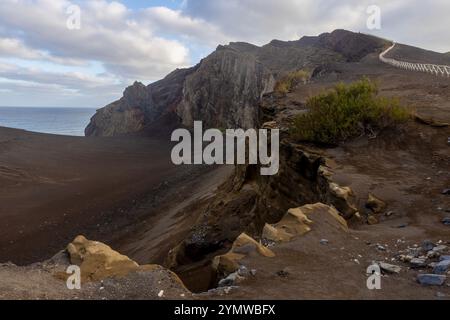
left=212, top=233, right=274, bottom=275
left=262, top=203, right=348, bottom=243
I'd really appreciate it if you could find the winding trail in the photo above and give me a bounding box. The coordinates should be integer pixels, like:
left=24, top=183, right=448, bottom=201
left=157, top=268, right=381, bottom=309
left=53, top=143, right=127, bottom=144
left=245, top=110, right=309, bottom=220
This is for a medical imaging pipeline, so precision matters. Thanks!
left=380, top=43, right=450, bottom=77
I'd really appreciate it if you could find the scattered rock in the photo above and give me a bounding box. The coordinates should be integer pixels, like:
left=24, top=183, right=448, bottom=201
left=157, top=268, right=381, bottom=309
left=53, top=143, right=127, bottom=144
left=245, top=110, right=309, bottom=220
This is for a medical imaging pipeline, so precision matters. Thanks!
left=433, top=245, right=448, bottom=253
left=427, top=250, right=440, bottom=259
left=442, top=217, right=450, bottom=226
left=276, top=270, right=289, bottom=278
left=212, top=233, right=275, bottom=275
left=366, top=194, right=386, bottom=214
left=385, top=211, right=395, bottom=217
left=218, top=272, right=244, bottom=287
left=417, top=274, right=446, bottom=286
left=399, top=255, right=413, bottom=263
left=367, top=215, right=379, bottom=225
left=442, top=189, right=450, bottom=195
left=378, top=262, right=402, bottom=274
left=433, top=260, right=450, bottom=275
left=439, top=256, right=450, bottom=262
left=410, top=258, right=427, bottom=268
left=422, top=240, right=435, bottom=252
left=376, top=244, right=387, bottom=251
left=320, top=239, right=329, bottom=245
left=67, top=235, right=140, bottom=281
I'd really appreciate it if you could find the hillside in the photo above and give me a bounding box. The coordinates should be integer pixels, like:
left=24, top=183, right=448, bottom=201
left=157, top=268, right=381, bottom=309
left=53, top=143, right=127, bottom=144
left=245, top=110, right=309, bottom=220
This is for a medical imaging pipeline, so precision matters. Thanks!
left=85, top=30, right=390, bottom=137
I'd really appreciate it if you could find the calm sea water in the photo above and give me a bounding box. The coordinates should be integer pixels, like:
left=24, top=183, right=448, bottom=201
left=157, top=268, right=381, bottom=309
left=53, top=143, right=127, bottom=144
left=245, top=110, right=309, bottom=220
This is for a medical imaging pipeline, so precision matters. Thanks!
left=0, top=107, right=96, bottom=136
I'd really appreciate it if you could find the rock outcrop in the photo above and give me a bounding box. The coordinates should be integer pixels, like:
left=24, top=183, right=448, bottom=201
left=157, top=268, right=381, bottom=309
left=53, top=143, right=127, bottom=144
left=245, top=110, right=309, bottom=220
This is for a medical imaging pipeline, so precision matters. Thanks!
left=0, top=236, right=190, bottom=299
left=212, top=233, right=274, bottom=276
left=262, top=203, right=348, bottom=243
left=85, top=30, right=389, bottom=136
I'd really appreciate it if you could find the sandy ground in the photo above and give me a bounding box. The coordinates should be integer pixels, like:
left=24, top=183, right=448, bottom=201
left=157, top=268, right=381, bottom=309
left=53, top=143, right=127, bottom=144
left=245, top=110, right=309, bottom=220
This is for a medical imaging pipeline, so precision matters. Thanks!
left=0, top=127, right=230, bottom=266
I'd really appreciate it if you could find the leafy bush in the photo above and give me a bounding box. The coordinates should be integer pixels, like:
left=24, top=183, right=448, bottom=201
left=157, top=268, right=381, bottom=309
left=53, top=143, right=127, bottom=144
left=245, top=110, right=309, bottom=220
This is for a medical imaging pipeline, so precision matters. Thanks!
left=290, top=78, right=410, bottom=145
left=274, top=70, right=310, bottom=94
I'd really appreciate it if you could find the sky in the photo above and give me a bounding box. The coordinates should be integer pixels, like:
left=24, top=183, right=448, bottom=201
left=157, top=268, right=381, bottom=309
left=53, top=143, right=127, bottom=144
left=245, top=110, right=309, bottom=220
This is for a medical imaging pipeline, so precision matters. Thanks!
left=0, top=0, right=449, bottom=108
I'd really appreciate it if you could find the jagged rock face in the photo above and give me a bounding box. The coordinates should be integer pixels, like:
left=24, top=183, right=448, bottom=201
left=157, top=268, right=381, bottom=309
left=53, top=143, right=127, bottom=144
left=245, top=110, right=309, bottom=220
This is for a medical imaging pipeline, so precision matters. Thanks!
left=177, top=46, right=275, bottom=129
left=85, top=30, right=388, bottom=136
left=85, top=68, right=194, bottom=137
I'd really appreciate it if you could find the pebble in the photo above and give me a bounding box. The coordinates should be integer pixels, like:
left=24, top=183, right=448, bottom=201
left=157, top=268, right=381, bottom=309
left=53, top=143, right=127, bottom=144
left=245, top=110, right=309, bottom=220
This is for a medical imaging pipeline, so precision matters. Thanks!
left=433, top=260, right=450, bottom=275
left=442, top=217, right=450, bottom=226
left=410, top=258, right=427, bottom=268
left=320, top=239, right=329, bottom=245
left=439, top=255, right=450, bottom=262
left=442, top=189, right=450, bottom=195
left=422, top=240, right=435, bottom=252
left=376, top=244, right=387, bottom=251
left=433, top=245, right=448, bottom=253
left=158, top=290, right=164, bottom=298
left=378, top=262, right=402, bottom=274
left=385, top=211, right=395, bottom=217
left=417, top=274, right=446, bottom=286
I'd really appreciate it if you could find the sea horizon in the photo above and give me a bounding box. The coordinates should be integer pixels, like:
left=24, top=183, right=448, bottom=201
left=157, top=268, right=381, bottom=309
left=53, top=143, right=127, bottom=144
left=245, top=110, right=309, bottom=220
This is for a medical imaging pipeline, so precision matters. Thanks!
left=0, top=106, right=97, bottom=137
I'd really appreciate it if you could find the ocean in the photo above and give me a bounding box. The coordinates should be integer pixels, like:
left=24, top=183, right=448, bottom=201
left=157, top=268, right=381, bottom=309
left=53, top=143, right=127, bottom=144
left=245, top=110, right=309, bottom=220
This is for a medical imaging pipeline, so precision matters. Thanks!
left=0, top=107, right=96, bottom=136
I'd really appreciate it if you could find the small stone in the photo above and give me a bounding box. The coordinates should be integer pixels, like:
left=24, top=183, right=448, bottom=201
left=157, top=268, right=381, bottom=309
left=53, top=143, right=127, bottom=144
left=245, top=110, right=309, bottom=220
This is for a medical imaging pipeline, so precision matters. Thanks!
left=439, top=255, right=450, bottom=261
left=433, top=260, right=450, bottom=275
left=250, top=269, right=257, bottom=276
left=276, top=270, right=289, bottom=278
left=378, top=262, right=402, bottom=274
left=427, top=250, right=440, bottom=259
left=385, top=211, right=395, bottom=217
left=367, top=215, right=378, bottom=225
left=158, top=290, right=164, bottom=298
left=376, top=244, right=386, bottom=251
left=433, top=245, right=448, bottom=253
left=320, top=239, right=329, bottom=245
left=442, top=217, right=450, bottom=226
left=422, top=240, right=435, bottom=252
left=366, top=194, right=386, bottom=214
left=417, top=274, right=446, bottom=286
left=395, top=223, right=408, bottom=228
left=442, top=189, right=450, bottom=195
left=410, top=258, right=427, bottom=268
left=237, top=265, right=250, bottom=277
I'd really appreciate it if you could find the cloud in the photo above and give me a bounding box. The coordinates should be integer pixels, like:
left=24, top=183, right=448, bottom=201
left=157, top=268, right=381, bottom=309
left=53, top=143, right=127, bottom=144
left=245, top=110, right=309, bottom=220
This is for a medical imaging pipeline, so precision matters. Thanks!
left=0, top=0, right=190, bottom=81
left=0, top=0, right=449, bottom=108
left=181, top=0, right=450, bottom=52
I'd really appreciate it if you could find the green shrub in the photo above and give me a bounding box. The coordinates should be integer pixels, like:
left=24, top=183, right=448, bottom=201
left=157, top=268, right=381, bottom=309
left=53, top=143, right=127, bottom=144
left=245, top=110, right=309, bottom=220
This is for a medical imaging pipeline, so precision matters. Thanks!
left=290, top=78, right=410, bottom=145
left=274, top=70, right=310, bottom=94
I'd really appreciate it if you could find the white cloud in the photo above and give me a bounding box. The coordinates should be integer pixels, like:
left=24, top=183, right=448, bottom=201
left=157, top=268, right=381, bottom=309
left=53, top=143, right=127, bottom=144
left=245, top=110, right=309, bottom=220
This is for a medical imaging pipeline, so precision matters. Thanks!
left=0, top=0, right=190, bottom=81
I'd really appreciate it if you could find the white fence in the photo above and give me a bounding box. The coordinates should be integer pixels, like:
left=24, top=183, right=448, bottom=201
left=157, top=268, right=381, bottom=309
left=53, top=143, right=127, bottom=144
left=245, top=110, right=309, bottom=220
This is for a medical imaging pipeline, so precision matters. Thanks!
left=379, top=43, right=450, bottom=77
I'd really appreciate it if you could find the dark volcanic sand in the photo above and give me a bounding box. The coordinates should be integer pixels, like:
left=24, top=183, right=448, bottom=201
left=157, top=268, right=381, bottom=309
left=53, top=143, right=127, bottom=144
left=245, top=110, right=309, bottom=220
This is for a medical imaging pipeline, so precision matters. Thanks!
left=0, top=127, right=229, bottom=265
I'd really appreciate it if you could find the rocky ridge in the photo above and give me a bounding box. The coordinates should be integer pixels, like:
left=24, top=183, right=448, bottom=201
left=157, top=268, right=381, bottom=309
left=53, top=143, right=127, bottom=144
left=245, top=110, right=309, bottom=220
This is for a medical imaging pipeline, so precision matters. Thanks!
left=85, top=30, right=389, bottom=136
